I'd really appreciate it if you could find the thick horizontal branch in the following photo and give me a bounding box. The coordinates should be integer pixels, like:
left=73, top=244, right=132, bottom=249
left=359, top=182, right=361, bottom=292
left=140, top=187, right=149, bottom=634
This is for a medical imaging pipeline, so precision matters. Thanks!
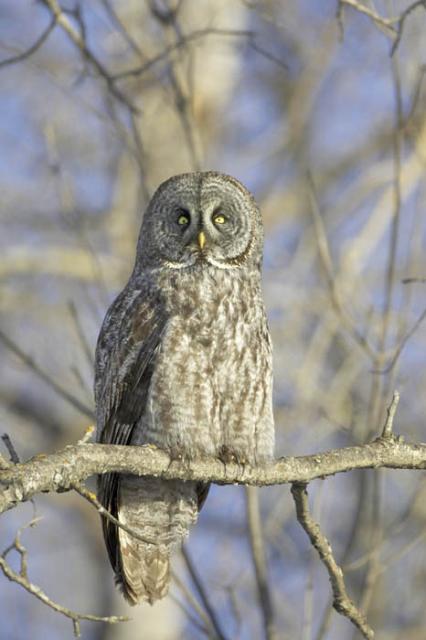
left=1, top=436, right=425, bottom=515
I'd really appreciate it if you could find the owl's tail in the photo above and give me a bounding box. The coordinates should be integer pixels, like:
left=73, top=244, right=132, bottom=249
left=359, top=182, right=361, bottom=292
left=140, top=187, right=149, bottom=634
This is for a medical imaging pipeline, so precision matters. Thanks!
left=116, top=475, right=199, bottom=605
left=117, top=533, right=170, bottom=605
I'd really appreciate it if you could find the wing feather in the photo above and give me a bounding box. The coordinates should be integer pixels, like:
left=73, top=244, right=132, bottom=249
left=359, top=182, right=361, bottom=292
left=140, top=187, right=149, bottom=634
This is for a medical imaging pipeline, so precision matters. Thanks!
left=95, top=282, right=167, bottom=573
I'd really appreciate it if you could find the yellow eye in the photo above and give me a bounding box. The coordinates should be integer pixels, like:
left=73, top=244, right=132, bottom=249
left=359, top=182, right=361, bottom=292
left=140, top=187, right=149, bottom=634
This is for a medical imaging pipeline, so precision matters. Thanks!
left=177, top=213, right=190, bottom=225
left=213, top=214, right=226, bottom=225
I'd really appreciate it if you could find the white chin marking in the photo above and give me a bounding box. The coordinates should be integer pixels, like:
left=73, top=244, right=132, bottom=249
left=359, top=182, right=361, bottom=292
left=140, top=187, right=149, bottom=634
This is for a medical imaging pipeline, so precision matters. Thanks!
left=205, top=256, right=239, bottom=269
left=165, top=257, right=239, bottom=270
left=165, top=260, right=194, bottom=270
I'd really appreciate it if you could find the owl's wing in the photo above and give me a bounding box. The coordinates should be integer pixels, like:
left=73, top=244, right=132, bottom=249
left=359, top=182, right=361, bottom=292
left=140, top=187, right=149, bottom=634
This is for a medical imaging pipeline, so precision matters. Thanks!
left=95, top=284, right=167, bottom=572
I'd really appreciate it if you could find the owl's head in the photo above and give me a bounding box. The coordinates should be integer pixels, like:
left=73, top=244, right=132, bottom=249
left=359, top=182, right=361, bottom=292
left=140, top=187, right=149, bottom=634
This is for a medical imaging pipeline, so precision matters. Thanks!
left=135, top=172, right=264, bottom=271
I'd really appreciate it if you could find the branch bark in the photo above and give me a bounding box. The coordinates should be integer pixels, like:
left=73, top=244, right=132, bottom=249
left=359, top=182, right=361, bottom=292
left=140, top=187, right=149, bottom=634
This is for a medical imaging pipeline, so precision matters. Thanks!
left=291, top=483, right=374, bottom=639
left=1, top=436, right=425, bottom=514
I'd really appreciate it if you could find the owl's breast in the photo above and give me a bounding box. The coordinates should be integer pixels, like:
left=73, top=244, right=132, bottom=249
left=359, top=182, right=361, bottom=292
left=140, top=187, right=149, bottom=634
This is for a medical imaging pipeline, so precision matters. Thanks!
left=138, top=267, right=272, bottom=458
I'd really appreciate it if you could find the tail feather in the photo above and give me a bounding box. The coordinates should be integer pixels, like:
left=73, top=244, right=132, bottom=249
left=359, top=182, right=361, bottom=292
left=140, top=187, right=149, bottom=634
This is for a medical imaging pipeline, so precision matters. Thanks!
left=117, top=535, right=170, bottom=605
left=115, top=475, right=198, bottom=605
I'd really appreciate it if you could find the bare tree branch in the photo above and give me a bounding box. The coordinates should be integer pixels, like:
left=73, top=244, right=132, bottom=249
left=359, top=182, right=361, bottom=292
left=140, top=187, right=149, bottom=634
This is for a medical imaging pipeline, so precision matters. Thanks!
left=338, top=0, right=426, bottom=57
left=0, top=520, right=128, bottom=638
left=391, top=1, right=426, bottom=56
left=1, top=433, right=20, bottom=464
left=0, top=15, right=56, bottom=68
left=307, top=171, right=377, bottom=361
left=380, top=390, right=400, bottom=439
left=41, top=0, right=138, bottom=112
left=245, top=486, right=277, bottom=640
left=1, top=436, right=425, bottom=515
left=0, top=329, right=94, bottom=419
left=338, top=0, right=396, bottom=34
left=181, top=546, right=229, bottom=640
left=113, top=28, right=254, bottom=80
left=291, top=482, right=374, bottom=639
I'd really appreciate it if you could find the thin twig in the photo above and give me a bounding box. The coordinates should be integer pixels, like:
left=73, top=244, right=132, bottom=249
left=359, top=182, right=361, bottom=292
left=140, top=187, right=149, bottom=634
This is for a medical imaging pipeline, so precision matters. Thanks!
left=307, top=172, right=377, bottom=360
left=169, top=590, right=211, bottom=637
left=41, top=0, right=138, bottom=112
left=381, top=391, right=400, bottom=439
left=391, top=1, right=426, bottom=56
left=339, top=0, right=396, bottom=33
left=77, top=425, right=95, bottom=445
left=376, top=306, right=426, bottom=374
left=358, top=52, right=405, bottom=626
left=402, top=277, right=426, bottom=284
left=0, top=16, right=56, bottom=68
left=151, top=7, right=202, bottom=171
left=291, top=483, right=374, bottom=640
left=100, top=0, right=145, bottom=58
left=245, top=487, right=277, bottom=640
left=182, top=545, right=230, bottom=640
left=0, top=328, right=93, bottom=419
left=72, top=482, right=153, bottom=545
left=1, top=433, right=20, bottom=464
left=171, top=571, right=214, bottom=637
left=0, top=525, right=128, bottom=638
left=113, top=28, right=254, bottom=80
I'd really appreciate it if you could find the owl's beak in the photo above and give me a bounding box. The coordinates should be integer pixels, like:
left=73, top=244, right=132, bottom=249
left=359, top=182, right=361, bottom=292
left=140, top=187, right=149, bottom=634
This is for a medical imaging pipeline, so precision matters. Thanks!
left=198, top=231, right=206, bottom=250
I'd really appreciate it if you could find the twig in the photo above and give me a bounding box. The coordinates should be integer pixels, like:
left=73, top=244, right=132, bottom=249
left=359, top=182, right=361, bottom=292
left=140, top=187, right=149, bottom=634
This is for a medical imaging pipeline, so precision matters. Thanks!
left=245, top=487, right=277, bottom=640
left=182, top=545, right=229, bottom=640
left=291, top=483, right=374, bottom=640
left=338, top=0, right=396, bottom=34
left=77, top=424, right=95, bottom=445
left=247, top=35, right=289, bottom=71
left=100, top=0, right=145, bottom=58
left=376, top=306, right=426, bottom=374
left=172, top=571, right=218, bottom=638
left=72, top=482, right=152, bottom=544
left=357, top=50, right=405, bottom=628
left=0, top=16, right=57, bottom=68
left=169, top=590, right=210, bottom=637
left=41, top=0, right=138, bottom=112
left=113, top=28, right=254, bottom=80
left=391, top=1, right=426, bottom=56
left=1, top=433, right=20, bottom=464
left=307, top=172, right=377, bottom=360
left=0, top=328, right=93, bottom=419
left=402, top=277, right=426, bottom=284
left=381, top=391, right=400, bottom=439
left=150, top=8, right=202, bottom=171
left=0, top=524, right=128, bottom=638
left=339, top=0, right=426, bottom=56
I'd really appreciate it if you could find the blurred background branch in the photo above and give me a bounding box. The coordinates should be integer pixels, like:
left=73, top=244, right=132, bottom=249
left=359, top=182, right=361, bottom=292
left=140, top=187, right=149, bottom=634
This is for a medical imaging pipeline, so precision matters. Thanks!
left=1, top=0, right=426, bottom=638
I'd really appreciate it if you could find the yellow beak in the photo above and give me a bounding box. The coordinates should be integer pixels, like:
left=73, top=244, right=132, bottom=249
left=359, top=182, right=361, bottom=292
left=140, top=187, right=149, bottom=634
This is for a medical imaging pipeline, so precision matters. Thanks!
left=198, top=231, right=206, bottom=250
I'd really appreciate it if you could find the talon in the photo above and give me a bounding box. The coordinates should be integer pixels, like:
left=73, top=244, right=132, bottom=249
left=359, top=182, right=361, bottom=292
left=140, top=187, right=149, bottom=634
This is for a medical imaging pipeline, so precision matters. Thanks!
left=167, top=448, right=191, bottom=471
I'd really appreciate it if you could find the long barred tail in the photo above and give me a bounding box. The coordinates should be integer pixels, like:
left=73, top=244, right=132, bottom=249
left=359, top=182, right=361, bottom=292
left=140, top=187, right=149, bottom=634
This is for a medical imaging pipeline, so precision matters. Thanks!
left=117, top=534, right=170, bottom=605
left=116, top=475, right=199, bottom=605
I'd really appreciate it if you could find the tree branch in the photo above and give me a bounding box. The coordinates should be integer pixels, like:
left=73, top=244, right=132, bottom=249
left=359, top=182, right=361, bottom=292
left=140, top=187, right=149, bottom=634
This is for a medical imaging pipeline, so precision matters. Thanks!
left=245, top=486, right=277, bottom=640
left=1, top=437, right=425, bottom=515
left=0, top=15, right=57, bottom=69
left=0, top=519, right=128, bottom=638
left=291, top=483, right=374, bottom=639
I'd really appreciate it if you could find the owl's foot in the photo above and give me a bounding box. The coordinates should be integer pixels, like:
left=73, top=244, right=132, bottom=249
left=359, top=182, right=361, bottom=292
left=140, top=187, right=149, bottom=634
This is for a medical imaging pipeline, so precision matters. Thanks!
left=218, top=445, right=248, bottom=466
left=218, top=446, right=248, bottom=480
left=166, top=448, right=192, bottom=474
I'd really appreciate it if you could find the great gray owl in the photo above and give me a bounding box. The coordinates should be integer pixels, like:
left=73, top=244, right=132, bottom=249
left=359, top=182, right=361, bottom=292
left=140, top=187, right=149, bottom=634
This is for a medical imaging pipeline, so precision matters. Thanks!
left=95, top=171, right=274, bottom=605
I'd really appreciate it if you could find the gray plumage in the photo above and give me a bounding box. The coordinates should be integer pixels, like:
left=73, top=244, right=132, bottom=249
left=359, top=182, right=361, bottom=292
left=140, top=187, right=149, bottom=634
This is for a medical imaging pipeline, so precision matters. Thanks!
left=95, top=171, right=274, bottom=605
